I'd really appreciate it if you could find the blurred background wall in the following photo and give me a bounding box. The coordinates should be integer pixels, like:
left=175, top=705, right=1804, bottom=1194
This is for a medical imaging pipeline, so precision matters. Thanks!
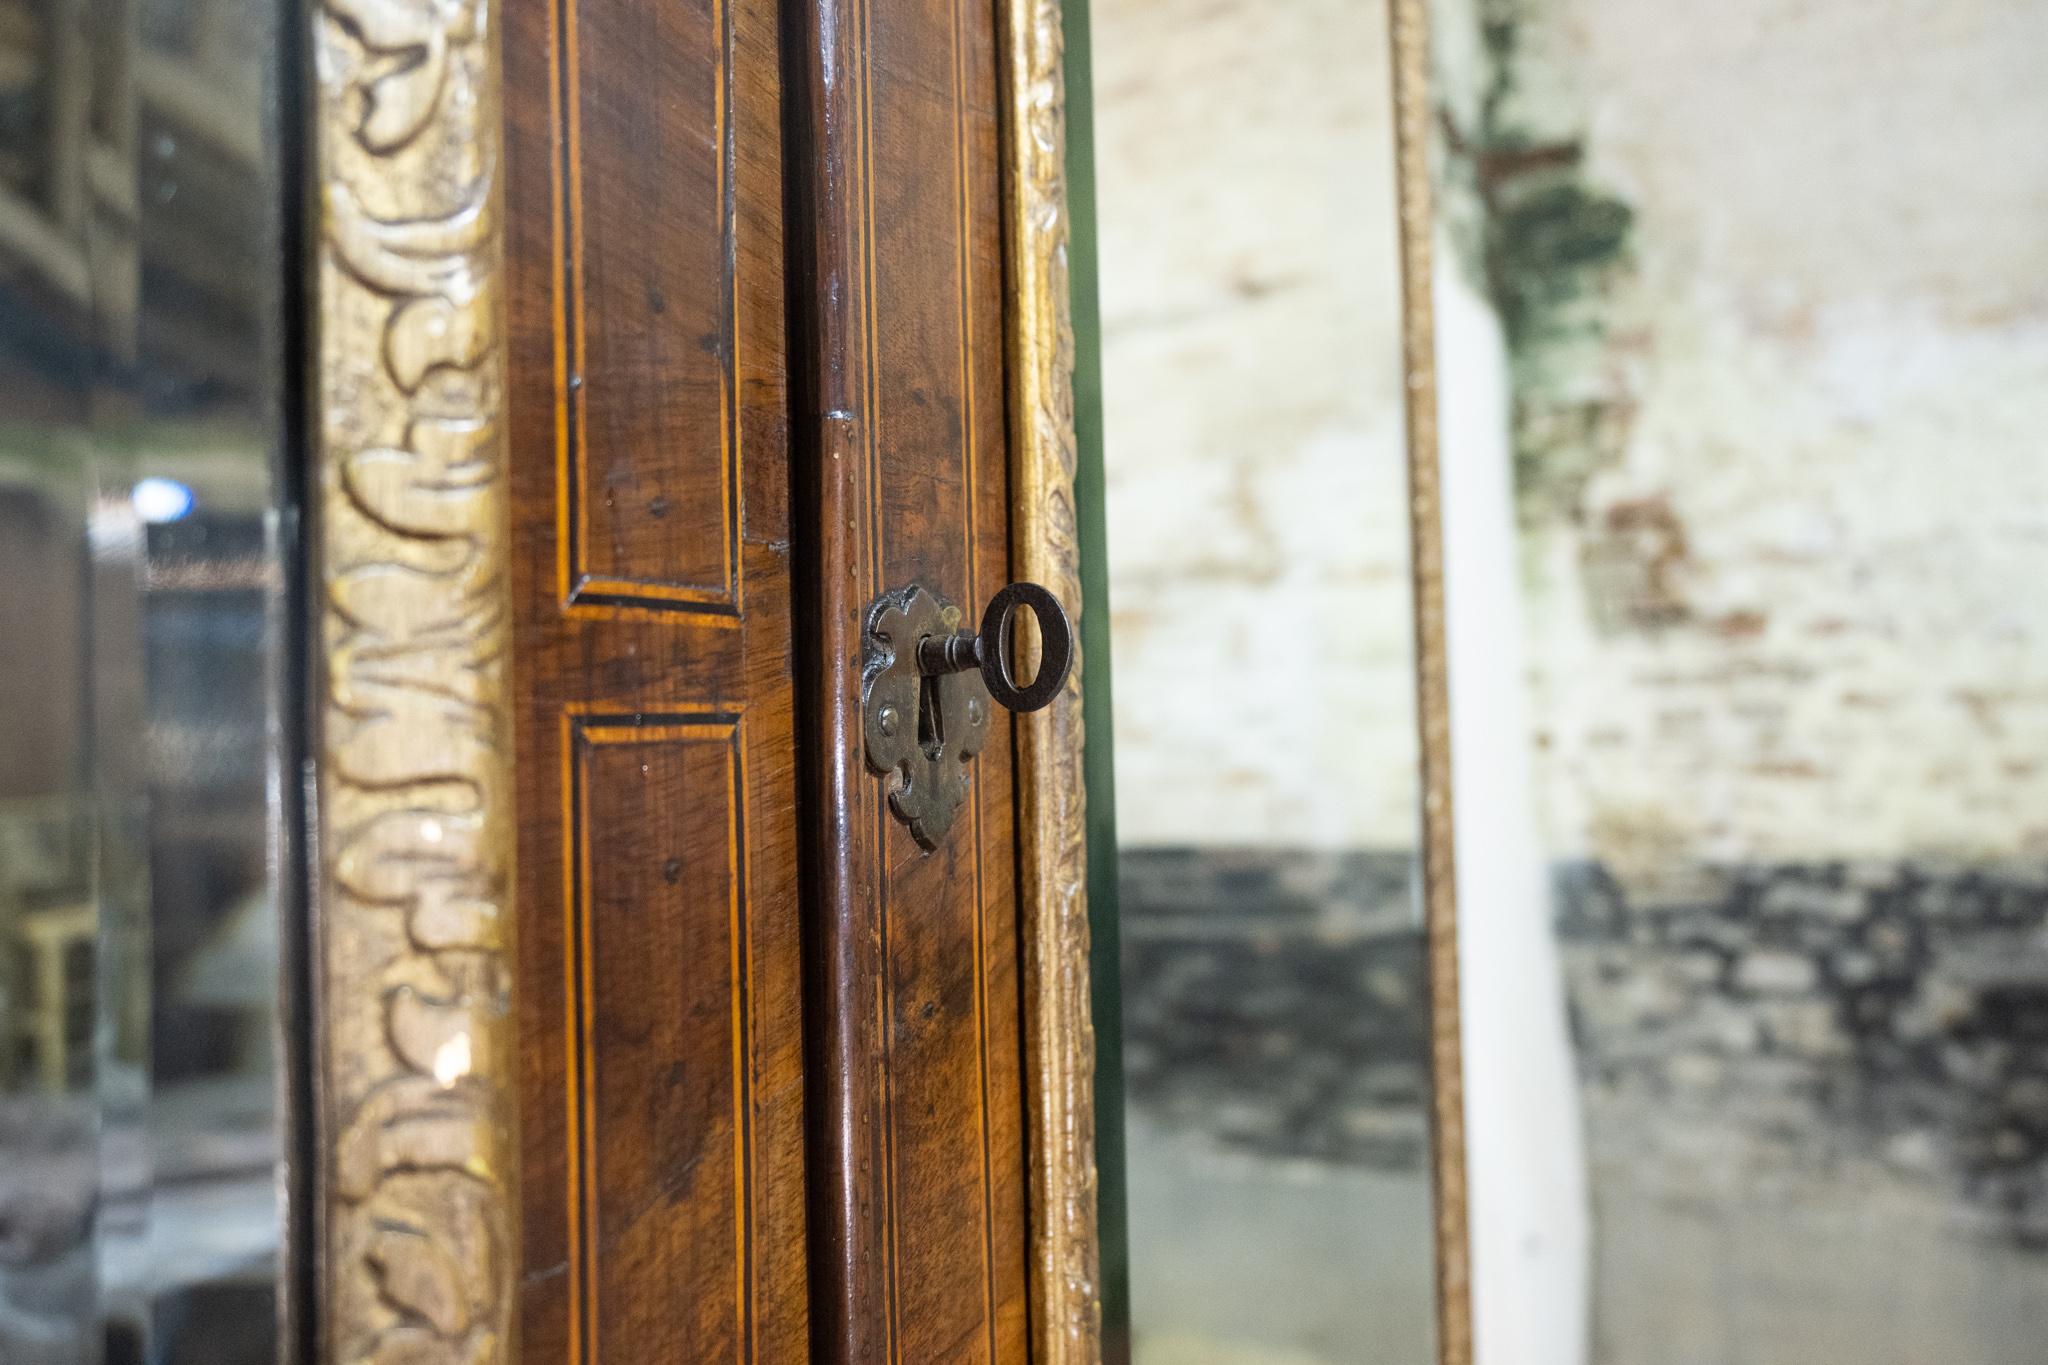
left=1430, top=0, right=2048, bottom=1360
left=1097, top=0, right=1415, bottom=853
left=1099, top=0, right=2048, bottom=1360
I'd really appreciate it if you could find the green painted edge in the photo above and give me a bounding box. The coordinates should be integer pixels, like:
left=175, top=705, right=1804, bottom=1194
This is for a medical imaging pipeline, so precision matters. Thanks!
left=1060, top=1, right=1132, bottom=1357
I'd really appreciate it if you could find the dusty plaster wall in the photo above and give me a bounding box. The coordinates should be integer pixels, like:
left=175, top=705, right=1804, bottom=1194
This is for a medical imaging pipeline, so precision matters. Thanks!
left=1094, top=0, right=1415, bottom=852
left=1430, top=0, right=2048, bottom=1360
left=1449, top=0, right=2048, bottom=871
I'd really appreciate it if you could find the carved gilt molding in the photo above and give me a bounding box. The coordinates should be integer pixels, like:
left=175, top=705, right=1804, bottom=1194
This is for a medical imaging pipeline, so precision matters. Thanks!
left=1387, top=0, right=1475, bottom=1361
left=999, top=1, right=1103, bottom=1360
left=312, top=0, right=518, bottom=1359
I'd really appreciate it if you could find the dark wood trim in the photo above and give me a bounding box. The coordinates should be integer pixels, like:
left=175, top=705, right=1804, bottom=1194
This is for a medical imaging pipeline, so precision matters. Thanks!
left=783, top=0, right=890, bottom=1355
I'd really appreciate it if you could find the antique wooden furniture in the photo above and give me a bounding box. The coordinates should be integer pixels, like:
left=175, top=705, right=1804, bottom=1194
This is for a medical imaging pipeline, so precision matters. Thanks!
left=0, top=0, right=1462, bottom=1353
left=308, top=0, right=1100, bottom=1358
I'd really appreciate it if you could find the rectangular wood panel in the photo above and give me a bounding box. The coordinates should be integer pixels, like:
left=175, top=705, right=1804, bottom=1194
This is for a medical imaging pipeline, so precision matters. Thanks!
left=553, top=0, right=741, bottom=613
left=505, top=0, right=808, bottom=1352
left=868, top=0, right=1027, bottom=1357
left=567, top=714, right=754, bottom=1360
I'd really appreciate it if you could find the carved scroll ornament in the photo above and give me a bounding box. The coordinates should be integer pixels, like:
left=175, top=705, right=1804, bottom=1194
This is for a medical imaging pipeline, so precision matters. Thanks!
left=312, top=0, right=517, bottom=1360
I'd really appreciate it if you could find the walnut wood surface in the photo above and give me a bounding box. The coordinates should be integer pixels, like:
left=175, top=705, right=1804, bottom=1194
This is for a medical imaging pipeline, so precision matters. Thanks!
left=497, top=0, right=1038, bottom=1356
left=504, top=0, right=811, bottom=1357
left=786, top=0, right=1032, bottom=1356
left=318, top=0, right=1099, bottom=1346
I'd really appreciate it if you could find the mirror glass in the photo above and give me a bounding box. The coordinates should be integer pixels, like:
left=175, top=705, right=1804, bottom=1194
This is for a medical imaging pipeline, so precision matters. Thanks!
left=1088, top=0, right=1434, bottom=1359
left=1430, top=0, right=2048, bottom=1361
left=0, top=0, right=291, bottom=1359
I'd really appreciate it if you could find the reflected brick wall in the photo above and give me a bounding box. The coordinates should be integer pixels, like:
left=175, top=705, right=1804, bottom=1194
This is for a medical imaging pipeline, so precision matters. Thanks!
left=1119, top=849, right=1429, bottom=1171
left=1557, top=858, right=2048, bottom=1247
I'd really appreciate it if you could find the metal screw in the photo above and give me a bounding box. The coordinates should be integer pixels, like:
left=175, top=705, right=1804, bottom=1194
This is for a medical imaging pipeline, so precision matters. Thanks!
left=876, top=703, right=900, bottom=737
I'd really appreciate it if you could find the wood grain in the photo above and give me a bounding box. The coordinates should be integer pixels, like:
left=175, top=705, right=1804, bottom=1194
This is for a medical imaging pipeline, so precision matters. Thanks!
left=504, top=0, right=810, bottom=1355
left=556, top=0, right=740, bottom=613
left=317, top=0, right=1105, bottom=1353
left=787, top=0, right=1031, bottom=1354
left=570, top=714, right=752, bottom=1359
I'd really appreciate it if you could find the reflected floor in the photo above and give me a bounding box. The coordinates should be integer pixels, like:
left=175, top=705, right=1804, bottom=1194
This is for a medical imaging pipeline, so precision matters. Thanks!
left=1128, top=1114, right=1435, bottom=1364
left=1589, top=1131, right=2048, bottom=1365
left=1119, top=847, right=1436, bottom=1363
left=0, top=1072, right=275, bottom=1365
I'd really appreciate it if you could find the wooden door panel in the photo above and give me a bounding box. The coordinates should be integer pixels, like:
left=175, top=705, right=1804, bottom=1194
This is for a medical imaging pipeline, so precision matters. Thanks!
left=562, top=0, right=739, bottom=611
left=791, top=0, right=1031, bottom=1356
left=505, top=0, right=808, bottom=1355
left=571, top=713, right=752, bottom=1359
left=867, top=0, right=1024, bottom=1354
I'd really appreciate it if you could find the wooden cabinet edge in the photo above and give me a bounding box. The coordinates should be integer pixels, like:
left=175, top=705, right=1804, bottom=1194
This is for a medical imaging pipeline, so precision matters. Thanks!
left=1000, top=1, right=1105, bottom=1361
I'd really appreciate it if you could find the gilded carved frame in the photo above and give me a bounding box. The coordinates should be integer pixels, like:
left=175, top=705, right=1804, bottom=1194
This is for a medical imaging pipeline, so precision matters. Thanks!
left=310, top=0, right=518, bottom=1360
left=1389, top=0, right=1475, bottom=1358
left=308, top=0, right=1102, bottom=1361
left=999, top=1, right=1103, bottom=1361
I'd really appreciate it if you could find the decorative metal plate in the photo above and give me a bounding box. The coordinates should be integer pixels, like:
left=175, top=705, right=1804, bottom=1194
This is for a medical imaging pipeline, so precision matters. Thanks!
left=862, top=583, right=994, bottom=850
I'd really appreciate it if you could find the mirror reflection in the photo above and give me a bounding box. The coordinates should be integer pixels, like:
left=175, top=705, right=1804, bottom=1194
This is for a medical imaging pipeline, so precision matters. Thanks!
left=1431, top=0, right=2048, bottom=1361
left=0, top=0, right=288, bottom=1358
left=1091, top=0, right=1432, bottom=1359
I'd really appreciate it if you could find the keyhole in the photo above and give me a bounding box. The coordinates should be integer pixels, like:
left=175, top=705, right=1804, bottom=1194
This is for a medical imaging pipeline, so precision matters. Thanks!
left=917, top=659, right=945, bottom=760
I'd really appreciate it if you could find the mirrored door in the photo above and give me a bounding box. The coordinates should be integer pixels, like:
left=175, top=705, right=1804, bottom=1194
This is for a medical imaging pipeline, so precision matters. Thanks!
left=1077, top=0, right=1446, bottom=1359
left=0, top=0, right=296, bottom=1357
